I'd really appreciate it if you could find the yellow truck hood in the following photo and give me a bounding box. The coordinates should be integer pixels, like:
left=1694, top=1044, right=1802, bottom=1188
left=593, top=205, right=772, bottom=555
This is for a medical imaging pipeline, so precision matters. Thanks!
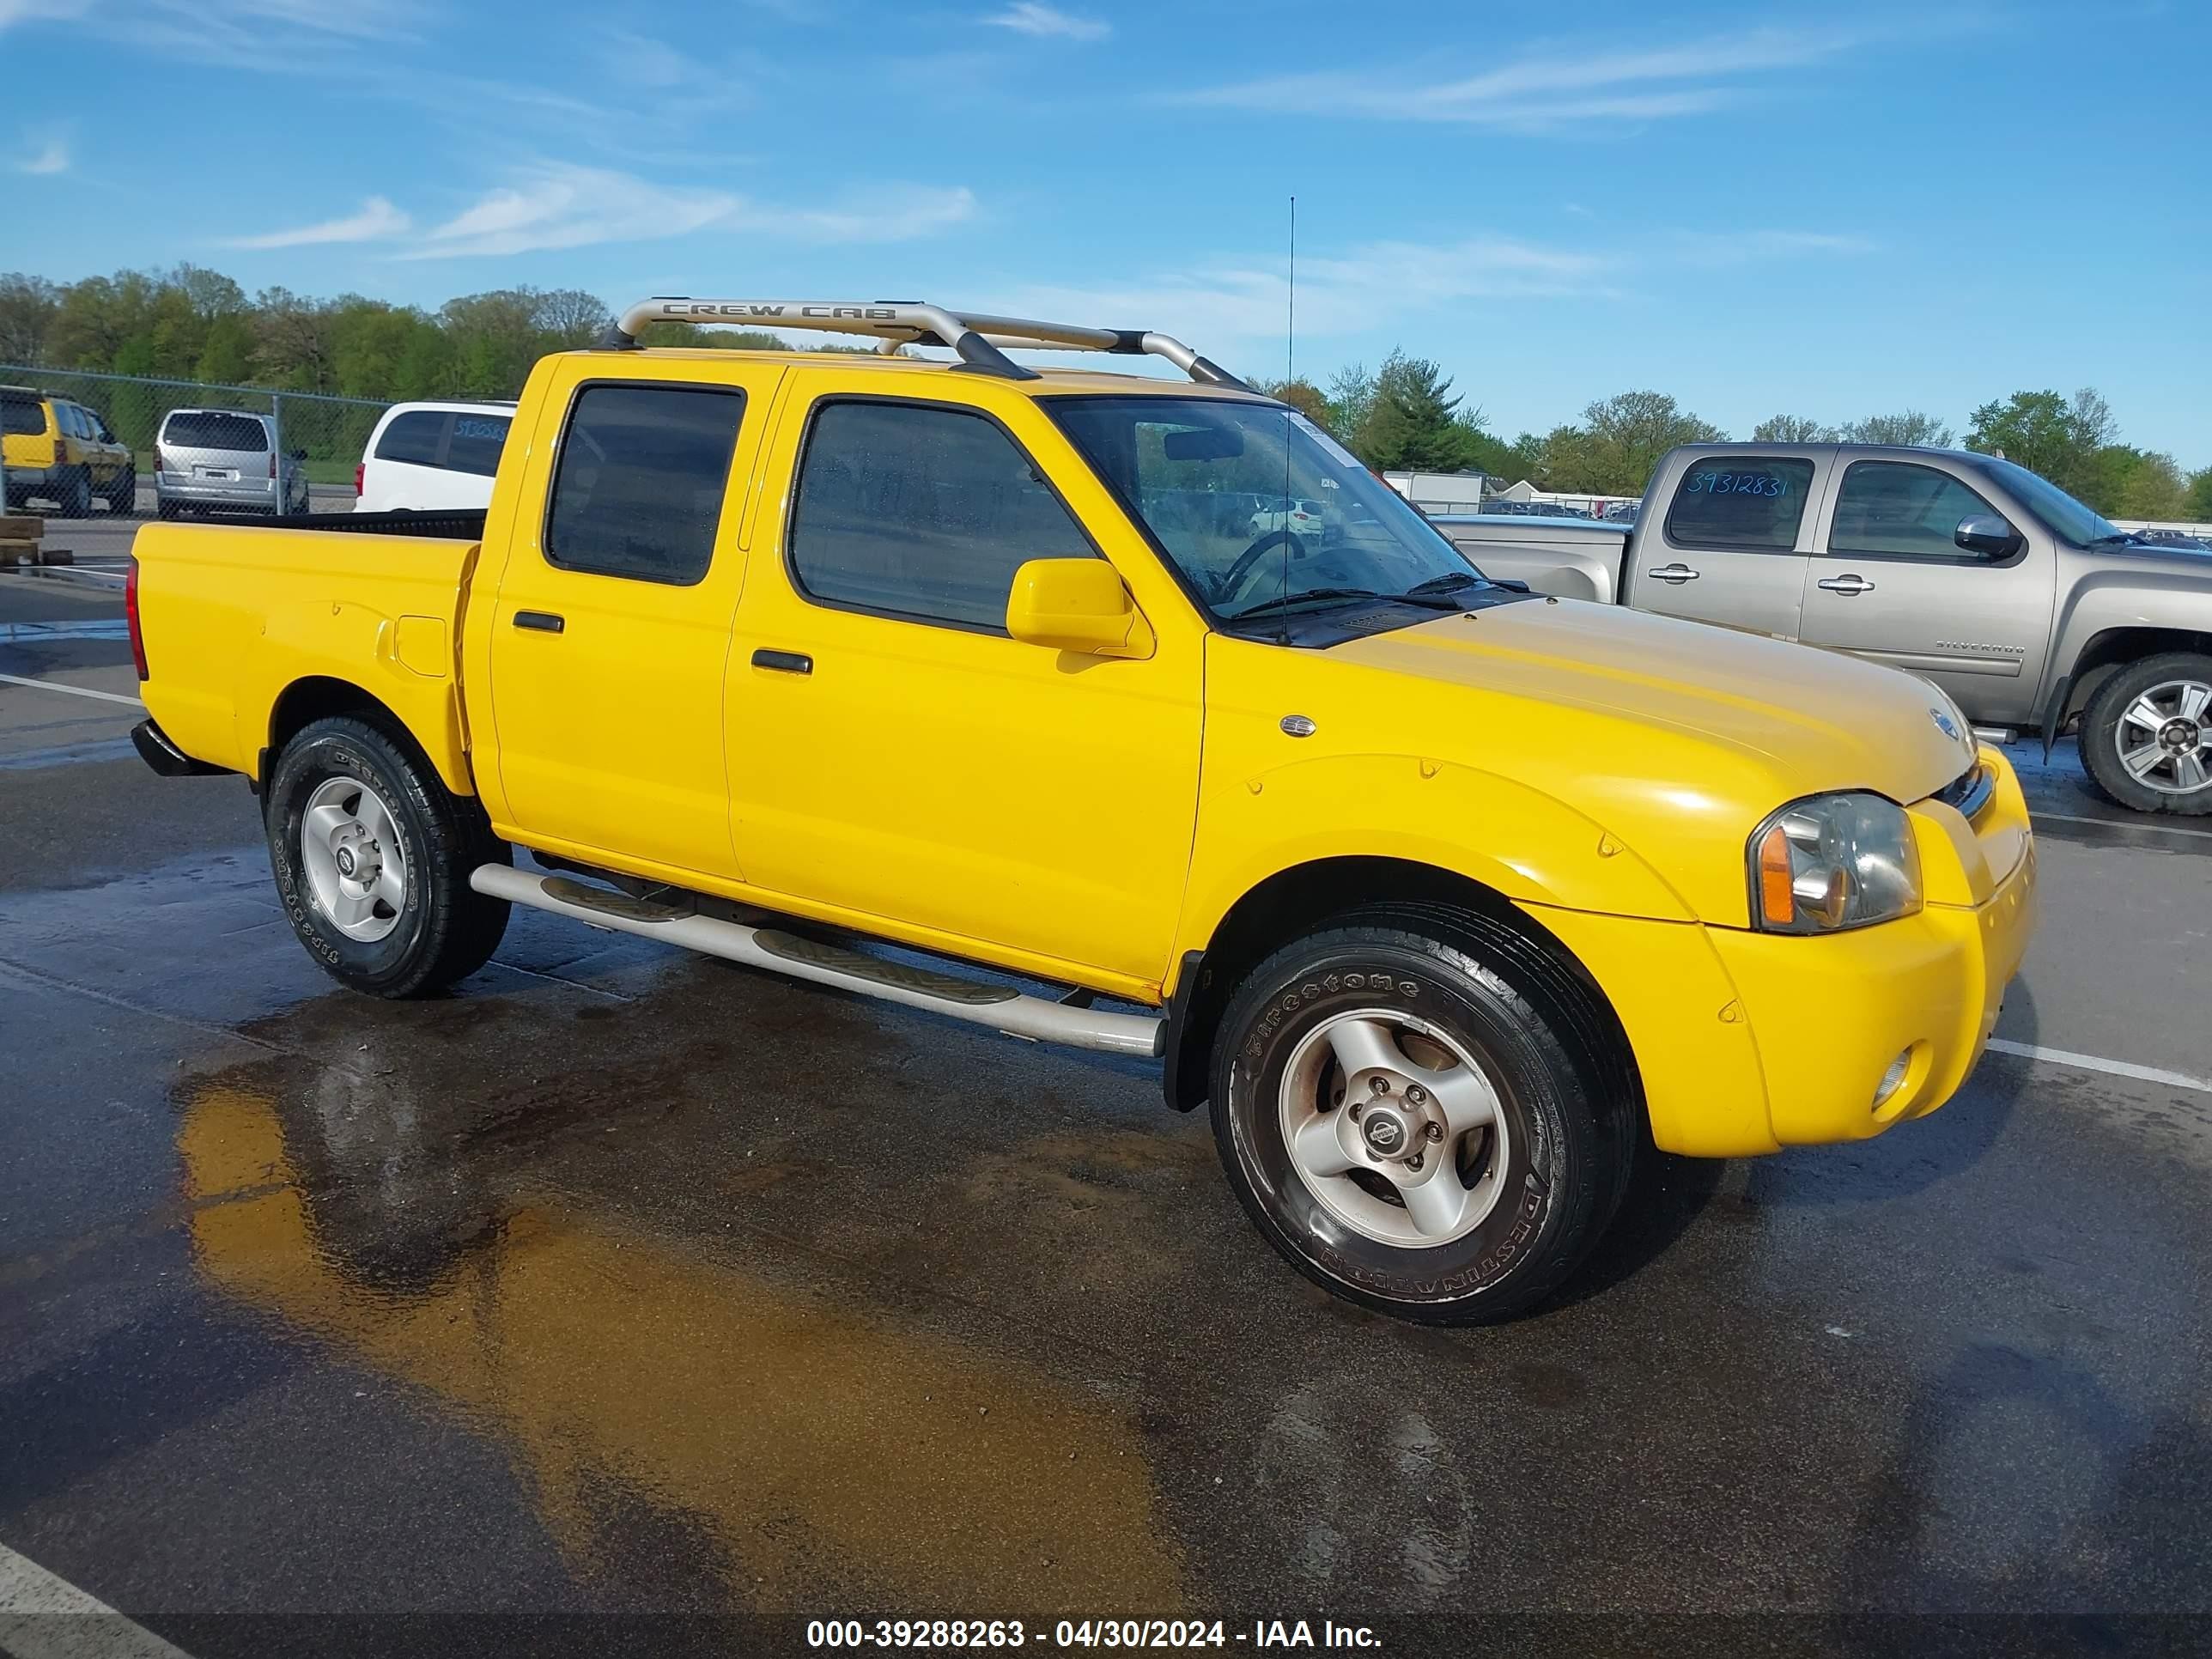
left=1332, top=599, right=1977, bottom=804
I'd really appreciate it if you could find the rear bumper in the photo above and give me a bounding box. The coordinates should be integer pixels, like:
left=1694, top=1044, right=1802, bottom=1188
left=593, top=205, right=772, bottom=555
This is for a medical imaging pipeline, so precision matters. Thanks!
left=157, top=476, right=279, bottom=507
left=131, top=718, right=232, bottom=779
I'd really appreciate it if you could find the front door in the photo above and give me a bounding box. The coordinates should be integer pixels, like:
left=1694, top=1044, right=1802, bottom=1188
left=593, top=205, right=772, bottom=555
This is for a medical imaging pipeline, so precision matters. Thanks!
left=485, top=363, right=781, bottom=880
left=726, top=386, right=1204, bottom=988
left=1626, top=453, right=1830, bottom=640
left=1796, top=454, right=2057, bottom=728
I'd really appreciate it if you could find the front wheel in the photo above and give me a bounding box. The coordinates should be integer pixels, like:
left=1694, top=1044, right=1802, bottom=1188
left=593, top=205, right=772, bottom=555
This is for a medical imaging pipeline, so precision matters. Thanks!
left=2079, top=653, right=2212, bottom=814
left=1209, top=910, right=1637, bottom=1324
left=266, top=715, right=512, bottom=996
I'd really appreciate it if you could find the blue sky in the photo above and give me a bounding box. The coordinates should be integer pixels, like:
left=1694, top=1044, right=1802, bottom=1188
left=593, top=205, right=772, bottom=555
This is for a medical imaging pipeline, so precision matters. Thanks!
left=5, top=0, right=2209, bottom=461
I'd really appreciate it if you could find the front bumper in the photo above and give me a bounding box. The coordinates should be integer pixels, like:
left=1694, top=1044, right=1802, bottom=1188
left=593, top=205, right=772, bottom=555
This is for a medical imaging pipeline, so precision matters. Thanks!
left=1528, top=745, right=2039, bottom=1158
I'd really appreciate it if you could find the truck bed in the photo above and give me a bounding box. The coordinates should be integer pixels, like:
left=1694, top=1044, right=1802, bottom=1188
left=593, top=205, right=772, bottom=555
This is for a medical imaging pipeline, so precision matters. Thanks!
left=131, top=518, right=482, bottom=793
left=1431, top=514, right=1632, bottom=605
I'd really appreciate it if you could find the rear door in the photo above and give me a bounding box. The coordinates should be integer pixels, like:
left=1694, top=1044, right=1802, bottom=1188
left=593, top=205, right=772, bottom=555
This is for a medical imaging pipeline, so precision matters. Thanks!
left=1626, top=453, right=1830, bottom=639
left=483, top=359, right=782, bottom=880
left=1797, top=453, right=2056, bottom=727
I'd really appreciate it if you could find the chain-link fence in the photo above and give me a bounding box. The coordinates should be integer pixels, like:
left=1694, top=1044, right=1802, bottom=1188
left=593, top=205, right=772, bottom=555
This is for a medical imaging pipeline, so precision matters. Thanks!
left=0, top=366, right=389, bottom=521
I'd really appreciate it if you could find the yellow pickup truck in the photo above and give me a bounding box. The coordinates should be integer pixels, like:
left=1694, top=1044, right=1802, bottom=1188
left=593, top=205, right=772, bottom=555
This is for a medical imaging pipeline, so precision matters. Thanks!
left=125, top=297, right=2037, bottom=1322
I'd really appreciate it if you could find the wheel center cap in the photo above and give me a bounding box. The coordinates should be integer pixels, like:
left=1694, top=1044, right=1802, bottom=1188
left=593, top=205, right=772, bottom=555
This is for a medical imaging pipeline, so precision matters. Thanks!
left=2160, top=718, right=2199, bottom=751
left=1360, top=1105, right=1413, bottom=1161
left=335, top=846, right=356, bottom=878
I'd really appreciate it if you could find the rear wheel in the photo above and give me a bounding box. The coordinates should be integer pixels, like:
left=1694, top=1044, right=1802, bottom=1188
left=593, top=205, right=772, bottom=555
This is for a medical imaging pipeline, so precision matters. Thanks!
left=1209, top=908, right=1637, bottom=1324
left=266, top=715, right=512, bottom=996
left=2080, top=653, right=2212, bottom=815
left=55, top=467, right=92, bottom=519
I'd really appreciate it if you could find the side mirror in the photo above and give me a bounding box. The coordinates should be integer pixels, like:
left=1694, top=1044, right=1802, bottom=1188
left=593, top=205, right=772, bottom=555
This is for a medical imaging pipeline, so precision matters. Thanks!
left=1955, top=514, right=2021, bottom=558
left=290, top=447, right=308, bottom=461
left=1006, top=558, right=1153, bottom=659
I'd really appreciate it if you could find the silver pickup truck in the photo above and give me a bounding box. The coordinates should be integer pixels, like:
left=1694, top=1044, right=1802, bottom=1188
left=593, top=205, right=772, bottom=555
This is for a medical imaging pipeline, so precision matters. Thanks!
left=1438, top=442, right=2212, bottom=814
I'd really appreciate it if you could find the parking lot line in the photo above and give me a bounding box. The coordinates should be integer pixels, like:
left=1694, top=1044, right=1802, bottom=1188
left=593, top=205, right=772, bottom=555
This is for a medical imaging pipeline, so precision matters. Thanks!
left=1985, top=1037, right=2212, bottom=1096
left=0, top=672, right=145, bottom=708
left=0, top=1542, right=196, bottom=1659
left=2029, top=810, right=2212, bottom=843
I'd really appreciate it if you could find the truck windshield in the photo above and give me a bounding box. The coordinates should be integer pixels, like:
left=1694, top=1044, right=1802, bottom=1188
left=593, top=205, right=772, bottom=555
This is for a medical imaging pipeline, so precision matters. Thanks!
left=1048, top=396, right=1486, bottom=622
left=1974, top=457, right=2121, bottom=547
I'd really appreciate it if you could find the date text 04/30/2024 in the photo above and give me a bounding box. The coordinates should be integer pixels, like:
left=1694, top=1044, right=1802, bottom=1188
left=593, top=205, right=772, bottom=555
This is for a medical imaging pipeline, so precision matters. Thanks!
left=805, top=1619, right=1382, bottom=1649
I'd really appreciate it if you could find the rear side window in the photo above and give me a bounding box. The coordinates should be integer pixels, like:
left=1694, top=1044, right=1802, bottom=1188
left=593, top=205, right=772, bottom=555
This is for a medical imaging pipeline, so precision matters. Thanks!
left=57, top=404, right=84, bottom=438
left=3, top=398, right=46, bottom=436
left=375, top=410, right=447, bottom=467
left=544, top=384, right=744, bottom=585
left=788, top=400, right=1095, bottom=631
left=1828, top=461, right=2008, bottom=562
left=163, top=411, right=269, bottom=453
left=1664, top=458, right=1816, bottom=551
left=447, top=412, right=511, bottom=477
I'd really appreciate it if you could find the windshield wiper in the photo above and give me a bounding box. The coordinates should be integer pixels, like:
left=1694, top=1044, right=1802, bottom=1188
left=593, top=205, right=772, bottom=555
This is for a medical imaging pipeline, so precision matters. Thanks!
left=2087, top=532, right=2143, bottom=547
left=1403, top=570, right=1487, bottom=596
left=1224, top=586, right=1384, bottom=621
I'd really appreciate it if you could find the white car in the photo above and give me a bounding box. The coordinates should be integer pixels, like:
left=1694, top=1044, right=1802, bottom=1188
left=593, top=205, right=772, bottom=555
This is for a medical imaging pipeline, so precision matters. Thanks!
left=355, top=401, right=518, bottom=513
left=1249, top=496, right=1331, bottom=543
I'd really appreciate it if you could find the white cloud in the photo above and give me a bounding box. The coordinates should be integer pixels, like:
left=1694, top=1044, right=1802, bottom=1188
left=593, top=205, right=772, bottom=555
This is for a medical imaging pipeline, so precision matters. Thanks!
left=987, top=224, right=1865, bottom=355
left=15, top=139, right=69, bottom=175
left=395, top=163, right=976, bottom=258
left=982, top=3, right=1109, bottom=42
left=1176, top=22, right=1865, bottom=131
left=1, top=0, right=89, bottom=29
left=228, top=196, right=412, bottom=248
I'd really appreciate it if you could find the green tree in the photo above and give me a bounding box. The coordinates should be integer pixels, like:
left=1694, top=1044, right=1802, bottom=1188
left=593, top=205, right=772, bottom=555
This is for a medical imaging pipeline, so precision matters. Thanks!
left=1965, top=387, right=2118, bottom=502
left=1325, top=362, right=1376, bottom=441
left=2185, top=468, right=2212, bottom=520
left=1752, top=415, right=1838, bottom=442
left=1842, top=410, right=1954, bottom=447
left=0, top=273, right=61, bottom=364
left=1543, top=391, right=1723, bottom=494
left=2109, top=450, right=2187, bottom=520
left=1352, top=349, right=1483, bottom=471
left=1253, top=376, right=1334, bottom=430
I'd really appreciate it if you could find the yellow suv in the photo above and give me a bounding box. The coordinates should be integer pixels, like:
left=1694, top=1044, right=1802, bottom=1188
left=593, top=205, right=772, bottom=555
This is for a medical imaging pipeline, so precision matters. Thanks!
left=123, top=297, right=2038, bottom=1323
left=2, top=386, right=136, bottom=517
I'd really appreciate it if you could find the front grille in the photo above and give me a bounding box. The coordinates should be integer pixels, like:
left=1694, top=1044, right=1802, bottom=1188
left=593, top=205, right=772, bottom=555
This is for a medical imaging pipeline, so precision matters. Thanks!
left=1931, top=761, right=1995, bottom=823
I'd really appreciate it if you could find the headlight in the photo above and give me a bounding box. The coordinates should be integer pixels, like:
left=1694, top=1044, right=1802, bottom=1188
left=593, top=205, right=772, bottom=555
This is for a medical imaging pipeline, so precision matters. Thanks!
left=1748, top=792, right=1922, bottom=933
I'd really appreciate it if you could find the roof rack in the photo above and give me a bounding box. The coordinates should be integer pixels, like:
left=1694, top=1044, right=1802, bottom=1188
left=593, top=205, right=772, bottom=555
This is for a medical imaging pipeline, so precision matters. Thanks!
left=597, top=297, right=1253, bottom=391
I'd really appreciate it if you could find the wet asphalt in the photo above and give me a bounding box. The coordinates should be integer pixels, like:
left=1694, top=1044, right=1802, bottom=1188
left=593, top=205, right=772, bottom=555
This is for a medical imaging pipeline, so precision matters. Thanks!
left=2, top=580, right=2209, bottom=1657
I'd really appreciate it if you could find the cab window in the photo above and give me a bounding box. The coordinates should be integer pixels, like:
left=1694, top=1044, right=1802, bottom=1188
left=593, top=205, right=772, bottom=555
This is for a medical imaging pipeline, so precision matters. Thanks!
left=544, top=383, right=745, bottom=586
left=1663, top=457, right=1816, bottom=552
left=787, top=399, right=1095, bottom=632
left=375, top=410, right=447, bottom=467
left=1828, top=461, right=2011, bottom=562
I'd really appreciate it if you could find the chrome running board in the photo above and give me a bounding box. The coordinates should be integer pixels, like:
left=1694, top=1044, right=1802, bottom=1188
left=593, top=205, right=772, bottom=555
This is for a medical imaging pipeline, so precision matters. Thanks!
left=470, top=864, right=1164, bottom=1058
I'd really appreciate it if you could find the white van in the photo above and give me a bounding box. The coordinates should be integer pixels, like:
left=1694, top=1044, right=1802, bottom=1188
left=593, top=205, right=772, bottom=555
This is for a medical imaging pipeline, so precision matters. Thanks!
left=355, top=401, right=518, bottom=513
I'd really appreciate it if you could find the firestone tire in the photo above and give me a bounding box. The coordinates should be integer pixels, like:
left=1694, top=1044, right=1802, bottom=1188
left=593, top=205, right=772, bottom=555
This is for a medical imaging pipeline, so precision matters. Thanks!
left=2079, top=652, right=2212, bottom=816
left=1209, top=906, right=1638, bottom=1325
left=266, top=715, right=512, bottom=997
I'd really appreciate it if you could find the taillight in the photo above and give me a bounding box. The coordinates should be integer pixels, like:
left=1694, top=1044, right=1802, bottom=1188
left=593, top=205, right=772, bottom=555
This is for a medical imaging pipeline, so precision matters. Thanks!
left=268, top=453, right=276, bottom=479
left=355, top=461, right=364, bottom=496
left=126, top=556, right=149, bottom=681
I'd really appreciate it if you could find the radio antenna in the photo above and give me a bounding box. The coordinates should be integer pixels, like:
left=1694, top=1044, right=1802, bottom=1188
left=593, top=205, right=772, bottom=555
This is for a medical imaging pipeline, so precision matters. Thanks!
left=1275, top=195, right=1297, bottom=638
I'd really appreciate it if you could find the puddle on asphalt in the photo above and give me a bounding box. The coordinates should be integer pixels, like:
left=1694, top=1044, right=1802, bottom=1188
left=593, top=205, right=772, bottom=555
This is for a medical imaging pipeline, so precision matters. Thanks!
left=173, top=1065, right=1191, bottom=1612
left=0, top=618, right=131, bottom=641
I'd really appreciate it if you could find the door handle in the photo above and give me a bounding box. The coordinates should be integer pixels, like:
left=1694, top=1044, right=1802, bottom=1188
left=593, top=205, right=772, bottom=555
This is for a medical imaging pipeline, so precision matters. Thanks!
left=1648, top=562, right=1700, bottom=584
left=1816, top=574, right=1876, bottom=596
left=750, top=648, right=812, bottom=675
left=513, top=610, right=565, bottom=633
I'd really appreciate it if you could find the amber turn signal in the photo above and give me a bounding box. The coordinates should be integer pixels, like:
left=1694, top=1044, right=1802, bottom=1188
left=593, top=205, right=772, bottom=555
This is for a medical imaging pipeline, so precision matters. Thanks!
left=1757, top=822, right=1796, bottom=927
